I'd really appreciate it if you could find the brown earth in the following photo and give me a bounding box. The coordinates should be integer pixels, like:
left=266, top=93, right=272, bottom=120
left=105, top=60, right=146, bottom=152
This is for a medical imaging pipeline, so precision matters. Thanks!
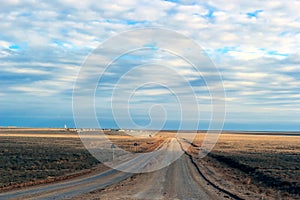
left=0, top=128, right=165, bottom=192
left=186, top=133, right=300, bottom=200
left=0, top=129, right=299, bottom=200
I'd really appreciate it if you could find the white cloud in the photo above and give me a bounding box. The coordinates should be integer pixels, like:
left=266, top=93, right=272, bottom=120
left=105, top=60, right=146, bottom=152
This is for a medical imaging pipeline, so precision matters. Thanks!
left=1, top=0, right=299, bottom=129
left=1, top=67, right=50, bottom=75
left=0, top=40, right=11, bottom=48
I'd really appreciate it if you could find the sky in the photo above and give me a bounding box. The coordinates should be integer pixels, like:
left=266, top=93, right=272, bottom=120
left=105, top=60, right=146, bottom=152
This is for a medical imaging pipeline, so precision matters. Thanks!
left=0, top=0, right=299, bottom=131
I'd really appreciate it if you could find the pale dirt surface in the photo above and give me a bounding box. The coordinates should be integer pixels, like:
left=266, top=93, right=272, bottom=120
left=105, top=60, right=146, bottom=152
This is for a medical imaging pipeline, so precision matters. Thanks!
left=1, top=129, right=299, bottom=200
left=67, top=138, right=231, bottom=200
left=0, top=136, right=231, bottom=200
left=70, top=155, right=231, bottom=200
left=0, top=128, right=167, bottom=191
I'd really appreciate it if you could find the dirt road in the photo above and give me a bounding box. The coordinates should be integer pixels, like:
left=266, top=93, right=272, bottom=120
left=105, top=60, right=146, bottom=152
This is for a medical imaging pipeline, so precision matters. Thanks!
left=86, top=153, right=227, bottom=200
left=0, top=138, right=231, bottom=200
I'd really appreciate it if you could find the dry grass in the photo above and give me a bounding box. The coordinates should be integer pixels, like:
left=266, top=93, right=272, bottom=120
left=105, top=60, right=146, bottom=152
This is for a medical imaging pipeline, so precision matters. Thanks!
left=107, top=131, right=170, bottom=153
left=0, top=129, right=167, bottom=191
left=1, top=128, right=299, bottom=199
left=0, top=129, right=100, bottom=190
left=188, top=133, right=300, bottom=199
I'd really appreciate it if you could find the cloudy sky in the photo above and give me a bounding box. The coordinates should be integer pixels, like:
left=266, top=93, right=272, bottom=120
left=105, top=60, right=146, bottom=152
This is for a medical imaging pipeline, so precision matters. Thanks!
left=1, top=0, right=299, bottom=130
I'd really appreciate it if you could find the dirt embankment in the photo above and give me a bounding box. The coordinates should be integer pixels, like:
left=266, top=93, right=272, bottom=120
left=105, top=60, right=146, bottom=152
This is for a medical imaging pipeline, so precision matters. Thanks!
left=184, top=133, right=300, bottom=200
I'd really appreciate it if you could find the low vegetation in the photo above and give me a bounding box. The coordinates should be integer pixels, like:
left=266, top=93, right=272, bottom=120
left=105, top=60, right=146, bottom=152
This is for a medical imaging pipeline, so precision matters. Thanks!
left=0, top=129, right=166, bottom=191
left=0, top=129, right=100, bottom=189
left=189, top=133, right=300, bottom=199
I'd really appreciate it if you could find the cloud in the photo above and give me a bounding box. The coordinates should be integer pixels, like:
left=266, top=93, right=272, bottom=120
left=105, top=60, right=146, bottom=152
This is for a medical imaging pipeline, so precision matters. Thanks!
left=1, top=67, right=50, bottom=75
left=0, top=0, right=299, bottom=129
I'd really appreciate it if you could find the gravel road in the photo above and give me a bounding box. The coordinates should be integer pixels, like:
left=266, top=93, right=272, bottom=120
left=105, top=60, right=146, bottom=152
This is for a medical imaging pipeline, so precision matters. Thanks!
left=0, top=138, right=231, bottom=200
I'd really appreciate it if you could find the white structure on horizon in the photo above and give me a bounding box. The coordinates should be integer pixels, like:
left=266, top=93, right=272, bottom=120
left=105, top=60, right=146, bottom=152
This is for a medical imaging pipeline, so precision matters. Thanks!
left=64, top=124, right=67, bottom=129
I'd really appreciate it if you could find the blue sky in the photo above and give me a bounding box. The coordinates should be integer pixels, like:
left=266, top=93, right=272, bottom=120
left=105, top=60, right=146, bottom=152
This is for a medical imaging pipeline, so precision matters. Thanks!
left=0, top=0, right=299, bottom=130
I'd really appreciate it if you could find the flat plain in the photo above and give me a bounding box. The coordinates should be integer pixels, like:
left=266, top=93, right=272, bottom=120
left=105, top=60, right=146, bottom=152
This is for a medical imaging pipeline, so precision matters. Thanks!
left=0, top=128, right=100, bottom=190
left=187, top=132, right=300, bottom=199
left=0, top=128, right=299, bottom=199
